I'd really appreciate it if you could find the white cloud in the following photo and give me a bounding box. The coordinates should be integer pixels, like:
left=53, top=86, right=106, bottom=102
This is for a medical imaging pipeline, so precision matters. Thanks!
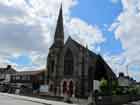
left=108, top=22, right=119, bottom=32
left=0, top=0, right=105, bottom=70
left=103, top=54, right=127, bottom=76
left=66, top=17, right=105, bottom=48
left=109, top=0, right=140, bottom=81
left=110, top=0, right=119, bottom=4
left=113, top=0, right=140, bottom=62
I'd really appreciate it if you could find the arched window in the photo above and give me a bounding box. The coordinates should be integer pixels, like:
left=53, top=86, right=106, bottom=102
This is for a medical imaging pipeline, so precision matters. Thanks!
left=64, top=49, right=73, bottom=75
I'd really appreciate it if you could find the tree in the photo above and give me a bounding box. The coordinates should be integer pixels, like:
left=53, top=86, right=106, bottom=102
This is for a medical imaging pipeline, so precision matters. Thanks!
left=100, top=78, right=109, bottom=94
left=100, top=78, right=119, bottom=95
left=112, top=80, right=119, bottom=95
left=128, top=86, right=138, bottom=95
left=112, top=81, right=118, bottom=90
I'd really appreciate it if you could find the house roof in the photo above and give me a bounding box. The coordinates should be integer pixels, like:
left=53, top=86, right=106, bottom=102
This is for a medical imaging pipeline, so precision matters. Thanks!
left=12, top=69, right=46, bottom=76
left=67, top=36, right=97, bottom=58
left=0, top=65, right=16, bottom=74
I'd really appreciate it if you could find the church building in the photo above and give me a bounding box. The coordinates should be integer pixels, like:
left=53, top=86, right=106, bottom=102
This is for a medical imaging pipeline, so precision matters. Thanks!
left=47, top=5, right=117, bottom=98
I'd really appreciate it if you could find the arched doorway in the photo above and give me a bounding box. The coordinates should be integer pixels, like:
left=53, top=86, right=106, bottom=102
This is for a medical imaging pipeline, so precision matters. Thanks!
left=62, top=81, right=67, bottom=94
left=69, top=80, right=74, bottom=97
left=64, top=49, right=74, bottom=75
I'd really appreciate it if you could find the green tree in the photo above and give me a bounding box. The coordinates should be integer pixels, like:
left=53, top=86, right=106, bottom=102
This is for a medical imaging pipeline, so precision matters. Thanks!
left=100, top=79, right=119, bottom=95
left=112, top=80, right=118, bottom=90
left=116, top=87, right=123, bottom=95
left=100, top=78, right=109, bottom=94
left=128, top=86, right=138, bottom=95
left=112, top=80, right=119, bottom=95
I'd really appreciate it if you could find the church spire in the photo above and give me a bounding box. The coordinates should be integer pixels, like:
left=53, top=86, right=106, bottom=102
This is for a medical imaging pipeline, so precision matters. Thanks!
left=54, top=4, right=64, bottom=48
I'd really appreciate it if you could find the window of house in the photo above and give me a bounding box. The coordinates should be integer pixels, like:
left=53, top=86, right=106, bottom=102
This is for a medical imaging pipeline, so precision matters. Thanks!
left=39, top=76, right=43, bottom=80
left=21, top=76, right=27, bottom=80
left=12, top=76, right=16, bottom=80
left=15, top=76, right=20, bottom=80
left=26, top=75, right=31, bottom=80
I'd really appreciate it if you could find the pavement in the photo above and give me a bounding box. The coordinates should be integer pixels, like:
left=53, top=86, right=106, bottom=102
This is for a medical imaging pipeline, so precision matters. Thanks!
left=123, top=101, right=140, bottom=105
left=0, top=92, right=78, bottom=105
left=2, top=92, right=140, bottom=105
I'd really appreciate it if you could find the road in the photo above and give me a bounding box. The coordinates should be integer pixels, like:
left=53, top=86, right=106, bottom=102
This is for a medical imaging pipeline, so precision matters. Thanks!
left=0, top=93, right=77, bottom=105
left=0, top=94, right=44, bottom=105
left=0, top=93, right=140, bottom=105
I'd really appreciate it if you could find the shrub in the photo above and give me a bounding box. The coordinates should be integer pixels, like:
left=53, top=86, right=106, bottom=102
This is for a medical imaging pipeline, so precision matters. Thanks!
left=100, top=78, right=109, bottom=94
left=128, top=87, right=138, bottom=95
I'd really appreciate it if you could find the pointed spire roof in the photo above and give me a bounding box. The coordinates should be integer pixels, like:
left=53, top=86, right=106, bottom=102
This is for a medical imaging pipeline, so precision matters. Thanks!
left=54, top=4, right=64, bottom=45
left=86, top=44, right=88, bottom=49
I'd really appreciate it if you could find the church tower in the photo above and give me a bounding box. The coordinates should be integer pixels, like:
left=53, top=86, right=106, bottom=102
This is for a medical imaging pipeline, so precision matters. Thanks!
left=53, top=4, right=64, bottom=48
left=47, top=5, right=64, bottom=96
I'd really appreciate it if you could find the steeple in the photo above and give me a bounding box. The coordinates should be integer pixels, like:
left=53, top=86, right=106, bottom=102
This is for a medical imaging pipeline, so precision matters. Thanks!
left=53, top=4, right=64, bottom=48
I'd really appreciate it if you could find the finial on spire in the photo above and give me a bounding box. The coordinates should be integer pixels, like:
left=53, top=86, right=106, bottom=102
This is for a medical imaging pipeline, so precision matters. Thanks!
left=60, top=2, right=62, bottom=9
left=86, top=44, right=88, bottom=49
left=59, top=3, right=63, bottom=15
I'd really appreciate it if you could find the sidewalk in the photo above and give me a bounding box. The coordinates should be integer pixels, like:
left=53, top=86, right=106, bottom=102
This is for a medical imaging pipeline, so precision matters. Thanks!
left=0, top=93, right=78, bottom=105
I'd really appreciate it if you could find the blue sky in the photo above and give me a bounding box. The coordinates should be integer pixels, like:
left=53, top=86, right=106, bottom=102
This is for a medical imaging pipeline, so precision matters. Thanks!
left=71, top=0, right=123, bottom=55
left=0, top=0, right=140, bottom=80
left=9, top=53, right=31, bottom=66
left=8, top=0, right=124, bottom=67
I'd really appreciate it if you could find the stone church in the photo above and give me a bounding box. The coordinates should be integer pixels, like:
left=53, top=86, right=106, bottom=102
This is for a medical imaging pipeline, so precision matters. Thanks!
left=47, top=5, right=117, bottom=98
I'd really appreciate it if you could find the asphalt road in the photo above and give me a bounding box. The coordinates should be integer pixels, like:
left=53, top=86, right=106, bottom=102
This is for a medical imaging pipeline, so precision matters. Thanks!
left=0, top=93, right=77, bottom=105
left=1, top=93, right=140, bottom=105
left=0, top=94, right=44, bottom=105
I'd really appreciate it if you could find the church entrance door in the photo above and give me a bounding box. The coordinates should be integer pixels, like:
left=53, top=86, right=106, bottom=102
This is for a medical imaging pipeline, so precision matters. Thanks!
left=69, top=80, right=74, bottom=97
left=62, top=81, right=67, bottom=94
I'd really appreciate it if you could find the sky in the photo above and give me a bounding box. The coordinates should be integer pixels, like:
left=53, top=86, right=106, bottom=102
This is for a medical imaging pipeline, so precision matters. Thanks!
left=0, top=0, right=140, bottom=81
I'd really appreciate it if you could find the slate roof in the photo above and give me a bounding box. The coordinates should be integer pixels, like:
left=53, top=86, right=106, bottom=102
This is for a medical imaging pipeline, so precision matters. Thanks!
left=97, top=55, right=117, bottom=80
left=66, top=37, right=117, bottom=79
left=12, top=69, right=46, bottom=76
left=67, top=36, right=97, bottom=58
left=0, top=65, right=16, bottom=74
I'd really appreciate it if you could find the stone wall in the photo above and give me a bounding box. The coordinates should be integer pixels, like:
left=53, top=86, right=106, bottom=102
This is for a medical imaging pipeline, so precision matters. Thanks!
left=96, top=95, right=140, bottom=105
